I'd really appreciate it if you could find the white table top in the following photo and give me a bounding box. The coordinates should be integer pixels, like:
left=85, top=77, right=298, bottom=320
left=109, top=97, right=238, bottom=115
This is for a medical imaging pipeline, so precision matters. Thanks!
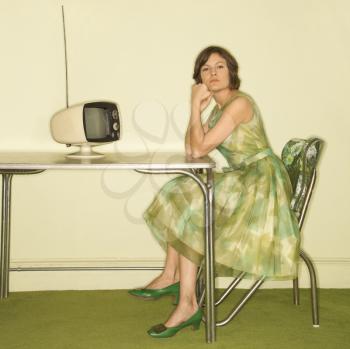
left=0, top=152, right=215, bottom=170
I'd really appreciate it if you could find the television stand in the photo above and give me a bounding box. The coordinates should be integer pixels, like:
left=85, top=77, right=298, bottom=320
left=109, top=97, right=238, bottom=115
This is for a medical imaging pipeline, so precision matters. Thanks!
left=66, top=144, right=104, bottom=159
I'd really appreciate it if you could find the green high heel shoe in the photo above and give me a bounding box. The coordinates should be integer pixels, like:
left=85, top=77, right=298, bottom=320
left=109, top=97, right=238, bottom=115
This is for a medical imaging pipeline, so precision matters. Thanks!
left=147, top=308, right=202, bottom=338
left=128, top=282, right=180, bottom=304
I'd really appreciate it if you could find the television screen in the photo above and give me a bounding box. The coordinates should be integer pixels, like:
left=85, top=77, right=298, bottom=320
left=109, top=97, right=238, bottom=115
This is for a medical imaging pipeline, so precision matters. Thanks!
left=83, top=102, right=120, bottom=142
left=84, top=107, right=110, bottom=140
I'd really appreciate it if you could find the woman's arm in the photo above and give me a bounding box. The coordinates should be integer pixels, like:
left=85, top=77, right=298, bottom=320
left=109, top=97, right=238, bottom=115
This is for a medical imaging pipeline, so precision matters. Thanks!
left=185, top=125, right=192, bottom=156
left=187, top=84, right=213, bottom=157
left=185, top=119, right=210, bottom=157
left=190, top=88, right=252, bottom=158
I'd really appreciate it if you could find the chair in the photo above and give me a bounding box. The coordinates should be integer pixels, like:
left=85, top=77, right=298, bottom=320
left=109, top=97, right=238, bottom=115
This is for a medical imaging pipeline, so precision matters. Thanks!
left=197, top=137, right=324, bottom=328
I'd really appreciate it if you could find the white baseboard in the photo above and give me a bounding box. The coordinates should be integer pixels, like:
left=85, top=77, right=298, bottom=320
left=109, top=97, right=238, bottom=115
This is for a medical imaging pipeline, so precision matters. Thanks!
left=9, top=257, right=350, bottom=292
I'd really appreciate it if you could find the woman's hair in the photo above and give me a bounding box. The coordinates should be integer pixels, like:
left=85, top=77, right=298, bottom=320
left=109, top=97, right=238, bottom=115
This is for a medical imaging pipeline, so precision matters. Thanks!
left=192, top=46, right=241, bottom=89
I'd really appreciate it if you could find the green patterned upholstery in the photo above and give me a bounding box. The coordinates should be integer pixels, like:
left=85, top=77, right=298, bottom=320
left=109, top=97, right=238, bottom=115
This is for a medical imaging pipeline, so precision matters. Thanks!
left=281, top=138, right=324, bottom=221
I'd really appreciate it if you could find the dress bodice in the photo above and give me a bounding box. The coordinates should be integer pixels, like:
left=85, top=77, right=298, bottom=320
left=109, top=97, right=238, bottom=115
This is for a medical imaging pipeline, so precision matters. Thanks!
left=208, top=91, right=271, bottom=168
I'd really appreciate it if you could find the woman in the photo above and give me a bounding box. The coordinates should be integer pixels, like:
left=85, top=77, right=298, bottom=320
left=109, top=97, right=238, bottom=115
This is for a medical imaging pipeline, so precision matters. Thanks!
left=129, top=46, right=300, bottom=338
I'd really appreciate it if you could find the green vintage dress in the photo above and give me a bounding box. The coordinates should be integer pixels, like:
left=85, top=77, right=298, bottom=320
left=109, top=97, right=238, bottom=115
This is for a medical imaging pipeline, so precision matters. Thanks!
left=143, top=91, right=300, bottom=280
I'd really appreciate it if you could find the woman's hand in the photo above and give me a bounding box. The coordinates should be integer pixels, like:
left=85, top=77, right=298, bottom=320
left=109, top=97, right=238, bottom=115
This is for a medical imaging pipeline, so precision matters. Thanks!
left=191, top=83, right=212, bottom=112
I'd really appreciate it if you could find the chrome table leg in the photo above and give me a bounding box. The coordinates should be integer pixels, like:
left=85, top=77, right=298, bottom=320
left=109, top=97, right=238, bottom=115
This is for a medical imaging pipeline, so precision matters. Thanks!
left=0, top=173, right=13, bottom=299
left=204, top=168, right=215, bottom=343
left=0, top=170, right=44, bottom=300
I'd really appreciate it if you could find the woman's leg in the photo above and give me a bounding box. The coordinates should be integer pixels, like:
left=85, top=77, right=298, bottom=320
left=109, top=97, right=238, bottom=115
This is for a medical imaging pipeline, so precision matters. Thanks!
left=163, top=253, right=198, bottom=327
left=145, top=244, right=180, bottom=289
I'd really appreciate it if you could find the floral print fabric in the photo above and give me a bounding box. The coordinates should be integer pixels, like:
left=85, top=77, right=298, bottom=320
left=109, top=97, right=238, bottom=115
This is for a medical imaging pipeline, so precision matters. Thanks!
left=144, top=92, right=300, bottom=280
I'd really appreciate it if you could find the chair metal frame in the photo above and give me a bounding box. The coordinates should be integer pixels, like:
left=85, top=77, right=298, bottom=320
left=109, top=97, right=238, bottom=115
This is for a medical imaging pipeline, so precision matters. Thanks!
left=197, top=139, right=321, bottom=328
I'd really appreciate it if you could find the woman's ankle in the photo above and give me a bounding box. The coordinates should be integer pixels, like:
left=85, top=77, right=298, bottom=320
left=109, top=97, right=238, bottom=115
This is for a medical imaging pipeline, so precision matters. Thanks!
left=177, top=296, right=198, bottom=310
left=164, top=301, right=199, bottom=327
left=146, top=273, right=177, bottom=289
left=160, top=270, right=179, bottom=284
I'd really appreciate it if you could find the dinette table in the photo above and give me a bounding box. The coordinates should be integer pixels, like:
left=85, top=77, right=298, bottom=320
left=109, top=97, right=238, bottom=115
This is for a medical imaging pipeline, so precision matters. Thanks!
left=0, top=151, right=217, bottom=343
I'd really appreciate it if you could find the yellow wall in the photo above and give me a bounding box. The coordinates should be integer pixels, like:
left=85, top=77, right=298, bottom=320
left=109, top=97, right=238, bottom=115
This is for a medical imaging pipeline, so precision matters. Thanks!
left=1, top=0, right=349, bottom=290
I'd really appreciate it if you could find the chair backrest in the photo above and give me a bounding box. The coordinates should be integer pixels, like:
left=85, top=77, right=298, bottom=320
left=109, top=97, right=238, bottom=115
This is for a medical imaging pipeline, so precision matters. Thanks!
left=281, top=138, right=324, bottom=229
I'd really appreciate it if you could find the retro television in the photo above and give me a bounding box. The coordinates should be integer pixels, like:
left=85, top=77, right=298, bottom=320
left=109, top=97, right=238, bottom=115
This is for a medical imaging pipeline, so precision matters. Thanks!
left=50, top=101, right=120, bottom=159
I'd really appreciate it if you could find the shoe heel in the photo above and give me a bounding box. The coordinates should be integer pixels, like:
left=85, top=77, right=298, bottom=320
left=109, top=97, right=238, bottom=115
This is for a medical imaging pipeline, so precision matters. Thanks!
left=192, top=320, right=201, bottom=331
left=173, top=292, right=180, bottom=305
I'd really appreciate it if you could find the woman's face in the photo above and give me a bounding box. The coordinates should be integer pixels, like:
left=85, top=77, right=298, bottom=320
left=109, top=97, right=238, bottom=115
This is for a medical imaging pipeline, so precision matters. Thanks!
left=200, top=53, right=231, bottom=92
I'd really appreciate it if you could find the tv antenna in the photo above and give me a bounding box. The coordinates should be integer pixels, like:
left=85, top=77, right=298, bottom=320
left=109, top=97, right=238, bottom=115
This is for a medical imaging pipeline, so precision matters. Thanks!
left=61, top=5, right=69, bottom=108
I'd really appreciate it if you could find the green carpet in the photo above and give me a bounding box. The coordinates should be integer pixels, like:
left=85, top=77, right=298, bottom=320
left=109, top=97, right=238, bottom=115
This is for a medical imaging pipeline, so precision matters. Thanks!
left=0, top=289, right=349, bottom=349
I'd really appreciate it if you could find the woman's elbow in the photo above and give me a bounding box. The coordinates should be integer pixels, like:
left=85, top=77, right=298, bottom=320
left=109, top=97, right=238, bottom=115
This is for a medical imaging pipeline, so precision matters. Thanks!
left=191, top=147, right=207, bottom=159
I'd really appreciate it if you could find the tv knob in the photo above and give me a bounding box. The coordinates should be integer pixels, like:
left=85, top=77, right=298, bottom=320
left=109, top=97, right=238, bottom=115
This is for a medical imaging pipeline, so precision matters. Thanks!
left=112, top=110, right=118, bottom=118
left=113, top=122, right=119, bottom=131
